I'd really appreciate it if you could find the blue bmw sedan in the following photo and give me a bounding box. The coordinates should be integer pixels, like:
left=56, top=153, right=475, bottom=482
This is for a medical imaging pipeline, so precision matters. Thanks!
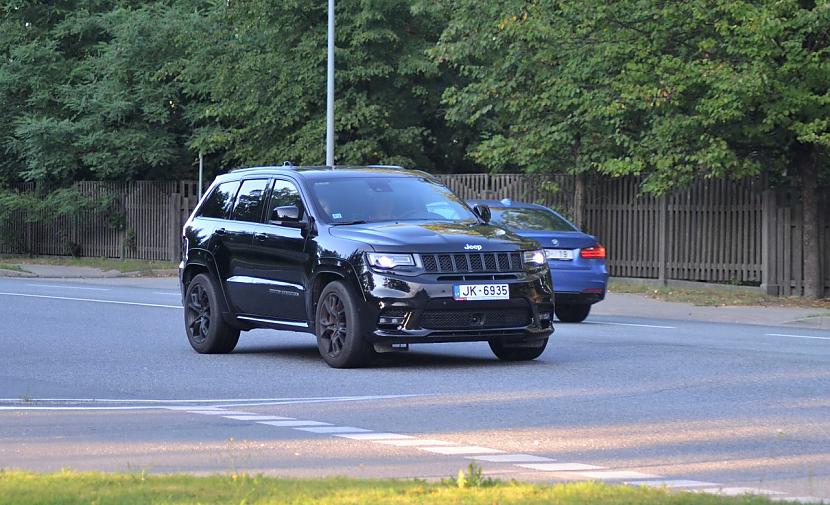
left=469, top=199, right=608, bottom=322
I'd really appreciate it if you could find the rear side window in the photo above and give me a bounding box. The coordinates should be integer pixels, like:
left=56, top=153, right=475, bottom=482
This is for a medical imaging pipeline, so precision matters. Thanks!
left=198, top=181, right=240, bottom=219
left=232, top=179, right=270, bottom=222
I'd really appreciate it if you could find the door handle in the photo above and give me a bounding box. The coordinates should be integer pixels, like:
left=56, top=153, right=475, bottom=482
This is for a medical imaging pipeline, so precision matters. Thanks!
left=215, top=228, right=227, bottom=236
left=254, top=232, right=267, bottom=241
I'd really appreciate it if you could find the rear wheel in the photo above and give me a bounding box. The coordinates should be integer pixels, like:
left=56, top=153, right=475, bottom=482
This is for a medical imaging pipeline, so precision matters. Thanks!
left=315, top=281, right=373, bottom=368
left=184, top=273, right=240, bottom=353
left=555, top=303, right=591, bottom=323
left=489, top=338, right=548, bottom=361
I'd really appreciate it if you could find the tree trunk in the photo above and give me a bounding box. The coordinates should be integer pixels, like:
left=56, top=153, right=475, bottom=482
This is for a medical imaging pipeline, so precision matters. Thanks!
left=798, top=145, right=822, bottom=299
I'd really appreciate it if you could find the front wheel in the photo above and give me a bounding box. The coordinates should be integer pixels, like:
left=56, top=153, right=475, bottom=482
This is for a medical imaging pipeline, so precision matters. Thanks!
left=315, top=281, right=373, bottom=368
left=555, top=303, right=591, bottom=323
left=489, top=338, right=548, bottom=361
left=184, top=273, right=240, bottom=354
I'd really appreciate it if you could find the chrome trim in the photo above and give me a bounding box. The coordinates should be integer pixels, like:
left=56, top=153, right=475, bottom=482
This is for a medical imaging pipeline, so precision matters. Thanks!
left=237, top=316, right=309, bottom=328
left=227, top=275, right=304, bottom=291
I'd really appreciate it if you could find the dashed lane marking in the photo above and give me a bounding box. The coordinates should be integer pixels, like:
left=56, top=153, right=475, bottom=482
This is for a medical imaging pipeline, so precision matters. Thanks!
left=26, top=284, right=110, bottom=291
left=766, top=333, right=830, bottom=341
left=626, top=479, right=719, bottom=488
left=517, top=462, right=603, bottom=472
left=186, top=410, right=253, bottom=415
left=257, top=420, right=331, bottom=427
left=420, top=446, right=504, bottom=455
left=588, top=321, right=676, bottom=329
left=294, top=426, right=371, bottom=434
left=0, top=292, right=181, bottom=309
left=467, top=454, right=555, bottom=463
left=223, top=415, right=293, bottom=421
left=375, top=439, right=458, bottom=447
left=575, top=470, right=660, bottom=480
left=335, top=433, right=414, bottom=441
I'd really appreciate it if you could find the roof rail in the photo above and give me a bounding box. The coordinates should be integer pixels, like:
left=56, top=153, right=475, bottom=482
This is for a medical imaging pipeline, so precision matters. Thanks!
left=366, top=164, right=405, bottom=170
left=230, top=162, right=297, bottom=173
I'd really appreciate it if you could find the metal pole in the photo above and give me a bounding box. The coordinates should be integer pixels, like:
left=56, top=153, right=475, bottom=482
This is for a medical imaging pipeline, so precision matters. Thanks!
left=325, top=0, right=335, bottom=167
left=198, top=152, right=203, bottom=200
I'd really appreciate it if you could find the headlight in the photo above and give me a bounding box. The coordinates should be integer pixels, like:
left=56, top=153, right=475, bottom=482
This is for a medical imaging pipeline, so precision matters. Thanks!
left=366, top=253, right=416, bottom=269
left=522, top=249, right=546, bottom=266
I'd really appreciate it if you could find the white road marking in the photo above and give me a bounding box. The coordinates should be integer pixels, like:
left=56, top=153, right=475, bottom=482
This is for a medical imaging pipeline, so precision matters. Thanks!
left=589, top=321, right=676, bottom=329
left=697, top=487, right=785, bottom=497
left=186, top=410, right=252, bottom=416
left=257, top=420, right=331, bottom=427
left=517, top=463, right=603, bottom=472
left=627, top=479, right=719, bottom=488
left=27, top=284, right=109, bottom=291
left=421, top=446, right=504, bottom=455
left=467, top=454, right=555, bottom=463
left=374, top=439, right=458, bottom=447
left=223, top=415, right=294, bottom=421
left=766, top=333, right=830, bottom=341
left=294, top=426, right=371, bottom=434
left=0, top=292, right=181, bottom=309
left=576, top=470, right=660, bottom=480
left=335, top=433, right=413, bottom=441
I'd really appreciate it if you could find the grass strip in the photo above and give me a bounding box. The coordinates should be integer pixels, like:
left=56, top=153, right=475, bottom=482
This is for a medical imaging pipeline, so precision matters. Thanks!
left=0, top=263, right=27, bottom=273
left=609, top=280, right=830, bottom=310
left=0, top=256, right=176, bottom=275
left=0, top=470, right=785, bottom=505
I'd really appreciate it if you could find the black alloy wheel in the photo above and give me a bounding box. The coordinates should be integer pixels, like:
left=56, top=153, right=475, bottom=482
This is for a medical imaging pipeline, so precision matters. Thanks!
left=184, top=273, right=240, bottom=354
left=315, top=281, right=372, bottom=368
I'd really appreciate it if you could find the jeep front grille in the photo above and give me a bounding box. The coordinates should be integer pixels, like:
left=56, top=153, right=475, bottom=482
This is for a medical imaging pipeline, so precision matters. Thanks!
left=420, top=252, right=522, bottom=273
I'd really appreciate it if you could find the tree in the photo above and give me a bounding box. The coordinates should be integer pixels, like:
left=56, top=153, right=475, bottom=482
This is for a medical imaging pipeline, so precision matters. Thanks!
left=434, top=0, right=829, bottom=297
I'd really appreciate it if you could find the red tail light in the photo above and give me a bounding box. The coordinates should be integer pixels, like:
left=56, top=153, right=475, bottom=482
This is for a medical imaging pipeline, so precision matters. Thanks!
left=580, top=245, right=606, bottom=259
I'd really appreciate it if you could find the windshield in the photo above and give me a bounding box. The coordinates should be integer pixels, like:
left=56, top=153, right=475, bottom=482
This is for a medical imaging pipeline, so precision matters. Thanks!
left=489, top=207, right=576, bottom=232
left=310, top=176, right=478, bottom=224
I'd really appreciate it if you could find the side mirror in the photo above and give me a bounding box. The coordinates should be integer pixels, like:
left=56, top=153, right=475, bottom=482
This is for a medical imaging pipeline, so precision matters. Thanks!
left=472, top=204, right=491, bottom=224
left=271, top=205, right=302, bottom=222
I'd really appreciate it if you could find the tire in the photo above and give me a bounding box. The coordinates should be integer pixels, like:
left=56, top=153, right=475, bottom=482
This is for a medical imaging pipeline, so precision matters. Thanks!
left=315, top=281, right=373, bottom=368
left=489, top=338, right=548, bottom=361
left=184, top=273, right=240, bottom=354
left=555, top=303, right=591, bottom=323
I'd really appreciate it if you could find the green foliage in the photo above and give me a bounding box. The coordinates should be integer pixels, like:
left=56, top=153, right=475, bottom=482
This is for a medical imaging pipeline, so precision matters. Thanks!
left=433, top=0, right=830, bottom=193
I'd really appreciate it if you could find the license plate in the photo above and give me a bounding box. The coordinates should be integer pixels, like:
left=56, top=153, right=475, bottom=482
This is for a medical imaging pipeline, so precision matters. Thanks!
left=545, top=248, right=574, bottom=261
left=453, top=284, right=509, bottom=301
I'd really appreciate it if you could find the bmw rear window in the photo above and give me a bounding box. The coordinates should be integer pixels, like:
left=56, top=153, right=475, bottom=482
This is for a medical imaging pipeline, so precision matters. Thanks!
left=489, top=207, right=576, bottom=232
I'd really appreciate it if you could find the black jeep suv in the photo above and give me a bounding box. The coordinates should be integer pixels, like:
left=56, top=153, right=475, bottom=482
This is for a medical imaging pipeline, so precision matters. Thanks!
left=180, top=166, right=554, bottom=368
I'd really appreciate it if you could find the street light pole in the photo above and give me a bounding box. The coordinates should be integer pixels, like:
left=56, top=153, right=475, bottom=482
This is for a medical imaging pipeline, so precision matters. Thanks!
left=325, top=0, right=335, bottom=167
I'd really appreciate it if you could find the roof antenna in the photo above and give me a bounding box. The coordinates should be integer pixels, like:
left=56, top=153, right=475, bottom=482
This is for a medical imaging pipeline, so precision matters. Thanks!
left=282, top=161, right=294, bottom=167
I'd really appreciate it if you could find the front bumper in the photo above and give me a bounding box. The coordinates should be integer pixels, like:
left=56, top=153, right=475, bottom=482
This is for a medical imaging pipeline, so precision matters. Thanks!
left=358, top=268, right=555, bottom=344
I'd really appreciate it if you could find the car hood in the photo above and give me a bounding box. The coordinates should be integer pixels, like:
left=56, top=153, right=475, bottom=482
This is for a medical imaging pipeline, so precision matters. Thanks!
left=328, top=221, right=540, bottom=253
left=514, top=230, right=598, bottom=249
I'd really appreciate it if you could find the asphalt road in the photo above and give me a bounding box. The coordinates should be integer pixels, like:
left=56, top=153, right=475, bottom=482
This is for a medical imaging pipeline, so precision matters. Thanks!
left=0, top=277, right=828, bottom=502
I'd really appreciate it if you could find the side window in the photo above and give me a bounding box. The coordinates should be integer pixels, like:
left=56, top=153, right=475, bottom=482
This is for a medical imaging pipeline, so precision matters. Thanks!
left=267, top=180, right=303, bottom=221
left=198, top=181, right=240, bottom=219
left=232, top=179, right=269, bottom=222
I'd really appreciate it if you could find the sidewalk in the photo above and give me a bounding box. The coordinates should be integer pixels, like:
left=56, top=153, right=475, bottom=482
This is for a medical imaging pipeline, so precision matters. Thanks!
left=1, top=264, right=828, bottom=329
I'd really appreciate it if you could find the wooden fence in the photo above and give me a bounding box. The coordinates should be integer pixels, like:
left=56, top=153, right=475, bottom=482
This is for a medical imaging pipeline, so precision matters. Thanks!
left=0, top=175, right=827, bottom=297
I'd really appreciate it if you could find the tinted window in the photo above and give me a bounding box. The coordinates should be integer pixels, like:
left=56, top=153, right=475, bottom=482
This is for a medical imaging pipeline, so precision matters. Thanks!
left=267, top=180, right=303, bottom=219
left=232, top=179, right=269, bottom=222
left=198, top=181, right=240, bottom=219
left=309, top=176, right=477, bottom=224
left=489, top=207, right=577, bottom=232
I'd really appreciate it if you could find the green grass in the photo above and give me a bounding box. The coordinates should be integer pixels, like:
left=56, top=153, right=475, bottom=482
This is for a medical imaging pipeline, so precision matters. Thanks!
left=0, top=263, right=27, bottom=273
left=0, top=470, right=786, bottom=505
left=0, top=255, right=176, bottom=275
left=609, top=279, right=830, bottom=310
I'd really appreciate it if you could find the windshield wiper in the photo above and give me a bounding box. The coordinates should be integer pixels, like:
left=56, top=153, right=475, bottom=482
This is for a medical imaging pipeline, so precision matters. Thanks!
left=332, top=220, right=368, bottom=226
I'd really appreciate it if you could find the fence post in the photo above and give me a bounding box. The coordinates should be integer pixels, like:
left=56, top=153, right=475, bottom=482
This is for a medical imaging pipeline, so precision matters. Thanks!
left=761, top=190, right=778, bottom=296
left=657, top=194, right=668, bottom=285
left=168, top=193, right=182, bottom=262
